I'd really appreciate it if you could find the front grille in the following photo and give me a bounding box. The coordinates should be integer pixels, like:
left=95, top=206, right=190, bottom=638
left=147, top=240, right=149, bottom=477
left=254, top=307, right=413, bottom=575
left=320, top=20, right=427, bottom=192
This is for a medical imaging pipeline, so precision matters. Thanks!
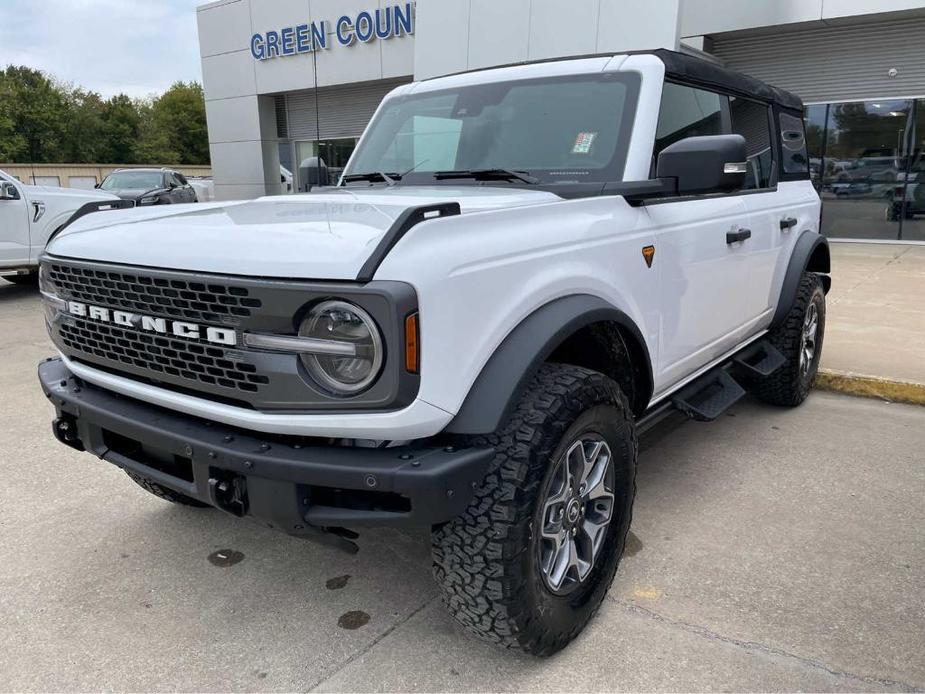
left=48, top=263, right=262, bottom=324
left=59, top=321, right=269, bottom=393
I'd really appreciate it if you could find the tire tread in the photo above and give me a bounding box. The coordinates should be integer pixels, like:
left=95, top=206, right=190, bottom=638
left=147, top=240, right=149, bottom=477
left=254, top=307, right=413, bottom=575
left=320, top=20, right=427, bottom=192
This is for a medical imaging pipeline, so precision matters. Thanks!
left=432, top=363, right=636, bottom=656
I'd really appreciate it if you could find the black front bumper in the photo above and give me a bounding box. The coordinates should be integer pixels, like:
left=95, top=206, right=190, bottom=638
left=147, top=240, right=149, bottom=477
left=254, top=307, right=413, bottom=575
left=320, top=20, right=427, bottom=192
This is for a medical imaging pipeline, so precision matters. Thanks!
left=38, top=358, right=493, bottom=538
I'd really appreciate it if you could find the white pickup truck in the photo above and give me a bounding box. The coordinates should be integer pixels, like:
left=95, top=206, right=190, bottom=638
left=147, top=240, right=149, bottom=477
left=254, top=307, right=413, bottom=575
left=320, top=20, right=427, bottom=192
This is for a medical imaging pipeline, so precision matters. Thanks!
left=37, top=50, right=830, bottom=655
left=0, top=169, right=119, bottom=283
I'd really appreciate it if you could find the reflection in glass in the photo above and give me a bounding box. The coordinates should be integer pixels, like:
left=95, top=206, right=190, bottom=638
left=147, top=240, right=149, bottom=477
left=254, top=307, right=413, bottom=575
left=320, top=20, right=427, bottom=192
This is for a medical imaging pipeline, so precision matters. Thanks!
left=804, top=104, right=828, bottom=192
left=819, top=100, right=913, bottom=240
left=895, top=100, right=925, bottom=241
left=295, top=138, right=359, bottom=192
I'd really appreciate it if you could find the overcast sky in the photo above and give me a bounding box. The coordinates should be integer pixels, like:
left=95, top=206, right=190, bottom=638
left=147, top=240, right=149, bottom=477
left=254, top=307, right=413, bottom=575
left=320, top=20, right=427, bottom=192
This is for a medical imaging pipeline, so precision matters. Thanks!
left=1, top=0, right=206, bottom=99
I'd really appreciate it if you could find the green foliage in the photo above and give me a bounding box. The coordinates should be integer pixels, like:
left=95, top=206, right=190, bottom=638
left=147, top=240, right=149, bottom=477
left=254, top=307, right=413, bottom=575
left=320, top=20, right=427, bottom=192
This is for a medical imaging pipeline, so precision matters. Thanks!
left=2, top=66, right=69, bottom=162
left=138, top=82, right=209, bottom=165
left=0, top=67, right=210, bottom=165
left=0, top=73, right=27, bottom=161
left=60, top=86, right=106, bottom=163
left=101, top=95, right=142, bottom=164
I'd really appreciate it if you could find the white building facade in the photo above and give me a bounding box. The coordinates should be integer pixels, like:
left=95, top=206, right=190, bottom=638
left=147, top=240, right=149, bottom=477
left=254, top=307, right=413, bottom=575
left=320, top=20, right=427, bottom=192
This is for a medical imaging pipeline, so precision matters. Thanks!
left=198, top=0, right=925, bottom=241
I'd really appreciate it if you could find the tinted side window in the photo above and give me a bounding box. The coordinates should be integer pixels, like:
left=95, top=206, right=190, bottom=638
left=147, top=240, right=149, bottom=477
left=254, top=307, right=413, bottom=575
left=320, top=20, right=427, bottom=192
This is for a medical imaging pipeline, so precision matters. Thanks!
left=174, top=173, right=189, bottom=185
left=730, top=96, right=774, bottom=189
left=654, top=83, right=725, bottom=159
left=780, top=112, right=810, bottom=177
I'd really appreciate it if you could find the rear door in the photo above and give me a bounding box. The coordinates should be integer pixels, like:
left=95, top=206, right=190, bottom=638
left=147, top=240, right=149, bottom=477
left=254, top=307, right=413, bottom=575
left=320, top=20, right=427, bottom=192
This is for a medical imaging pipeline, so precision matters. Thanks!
left=646, top=83, right=752, bottom=389
left=728, top=96, right=782, bottom=324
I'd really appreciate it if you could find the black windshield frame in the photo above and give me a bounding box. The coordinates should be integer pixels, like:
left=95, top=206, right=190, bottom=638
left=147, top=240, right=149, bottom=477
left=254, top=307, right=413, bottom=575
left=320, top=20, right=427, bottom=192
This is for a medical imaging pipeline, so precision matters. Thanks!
left=344, top=71, right=642, bottom=188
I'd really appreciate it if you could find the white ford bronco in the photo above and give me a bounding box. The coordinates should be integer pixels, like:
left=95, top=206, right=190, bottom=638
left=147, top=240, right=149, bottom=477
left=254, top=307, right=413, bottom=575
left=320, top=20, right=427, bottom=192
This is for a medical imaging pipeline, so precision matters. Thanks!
left=0, top=168, right=122, bottom=283
left=37, top=50, right=829, bottom=655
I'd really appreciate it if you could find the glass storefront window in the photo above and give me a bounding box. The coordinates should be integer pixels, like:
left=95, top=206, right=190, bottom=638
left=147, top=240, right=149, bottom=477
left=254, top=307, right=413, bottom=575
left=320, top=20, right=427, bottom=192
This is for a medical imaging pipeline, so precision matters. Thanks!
left=804, top=104, right=828, bottom=191
left=293, top=138, right=359, bottom=192
left=897, top=99, right=925, bottom=241
left=810, top=99, right=915, bottom=241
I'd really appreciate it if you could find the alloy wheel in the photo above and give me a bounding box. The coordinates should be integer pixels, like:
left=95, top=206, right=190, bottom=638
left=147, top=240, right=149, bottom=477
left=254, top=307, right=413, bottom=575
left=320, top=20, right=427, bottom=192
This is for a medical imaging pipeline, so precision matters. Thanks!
left=799, top=302, right=819, bottom=377
left=538, top=436, right=615, bottom=595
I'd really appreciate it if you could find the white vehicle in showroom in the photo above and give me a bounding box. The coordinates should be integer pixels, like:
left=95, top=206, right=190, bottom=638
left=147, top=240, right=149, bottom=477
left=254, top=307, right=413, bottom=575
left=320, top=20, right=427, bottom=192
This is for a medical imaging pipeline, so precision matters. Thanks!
left=37, top=50, right=829, bottom=655
left=0, top=169, right=122, bottom=283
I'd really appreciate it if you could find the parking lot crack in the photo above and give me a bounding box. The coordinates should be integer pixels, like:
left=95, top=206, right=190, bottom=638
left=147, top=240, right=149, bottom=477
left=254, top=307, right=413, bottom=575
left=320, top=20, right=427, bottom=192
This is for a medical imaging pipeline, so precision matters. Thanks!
left=307, top=596, right=439, bottom=692
left=610, top=598, right=921, bottom=692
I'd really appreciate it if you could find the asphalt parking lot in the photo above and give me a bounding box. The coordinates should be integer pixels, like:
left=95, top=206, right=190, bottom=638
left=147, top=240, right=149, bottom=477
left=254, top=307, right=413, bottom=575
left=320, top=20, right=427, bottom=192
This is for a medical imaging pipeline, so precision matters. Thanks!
left=1, top=279, right=923, bottom=692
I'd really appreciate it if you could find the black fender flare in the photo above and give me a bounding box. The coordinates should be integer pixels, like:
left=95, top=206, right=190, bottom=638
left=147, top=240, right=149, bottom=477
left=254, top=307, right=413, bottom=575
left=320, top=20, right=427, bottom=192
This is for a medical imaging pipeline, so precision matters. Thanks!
left=771, top=230, right=831, bottom=328
left=445, top=295, right=653, bottom=435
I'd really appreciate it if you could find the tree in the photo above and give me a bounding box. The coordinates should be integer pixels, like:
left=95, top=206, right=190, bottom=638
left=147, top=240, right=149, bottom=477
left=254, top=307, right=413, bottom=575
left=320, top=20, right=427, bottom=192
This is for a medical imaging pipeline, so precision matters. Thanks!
left=137, top=82, right=209, bottom=165
left=0, top=67, right=209, bottom=166
left=0, top=73, right=27, bottom=161
left=100, top=94, right=141, bottom=164
left=59, top=85, right=106, bottom=163
left=2, top=66, right=69, bottom=162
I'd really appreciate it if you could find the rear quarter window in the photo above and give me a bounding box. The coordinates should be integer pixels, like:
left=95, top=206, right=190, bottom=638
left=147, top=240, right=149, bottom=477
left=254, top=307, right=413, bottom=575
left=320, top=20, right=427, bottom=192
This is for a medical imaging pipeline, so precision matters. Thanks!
left=780, top=111, right=810, bottom=178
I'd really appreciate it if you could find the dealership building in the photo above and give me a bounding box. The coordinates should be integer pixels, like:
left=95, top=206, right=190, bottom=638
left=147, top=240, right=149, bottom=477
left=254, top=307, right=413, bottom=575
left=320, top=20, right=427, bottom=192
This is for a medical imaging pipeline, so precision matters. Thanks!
left=197, top=0, right=925, bottom=241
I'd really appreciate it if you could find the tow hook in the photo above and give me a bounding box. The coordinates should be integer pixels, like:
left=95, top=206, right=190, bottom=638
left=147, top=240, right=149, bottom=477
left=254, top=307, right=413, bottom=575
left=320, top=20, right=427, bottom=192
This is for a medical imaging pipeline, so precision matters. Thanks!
left=53, top=416, right=84, bottom=451
left=208, top=474, right=248, bottom=517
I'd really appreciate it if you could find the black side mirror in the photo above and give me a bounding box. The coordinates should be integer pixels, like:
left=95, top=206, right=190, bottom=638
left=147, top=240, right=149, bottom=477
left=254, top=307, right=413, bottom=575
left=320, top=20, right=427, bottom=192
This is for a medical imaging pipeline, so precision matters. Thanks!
left=0, top=182, right=20, bottom=201
left=656, top=134, right=747, bottom=196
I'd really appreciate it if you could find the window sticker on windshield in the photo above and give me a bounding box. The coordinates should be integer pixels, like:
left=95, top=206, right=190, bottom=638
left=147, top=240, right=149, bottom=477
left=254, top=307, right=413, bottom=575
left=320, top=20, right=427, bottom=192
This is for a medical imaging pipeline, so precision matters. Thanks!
left=573, top=132, right=597, bottom=154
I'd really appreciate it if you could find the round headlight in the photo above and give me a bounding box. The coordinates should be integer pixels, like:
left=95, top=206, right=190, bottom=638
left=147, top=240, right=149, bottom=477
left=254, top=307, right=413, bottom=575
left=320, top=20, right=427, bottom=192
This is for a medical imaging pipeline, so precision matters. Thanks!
left=299, top=300, right=383, bottom=395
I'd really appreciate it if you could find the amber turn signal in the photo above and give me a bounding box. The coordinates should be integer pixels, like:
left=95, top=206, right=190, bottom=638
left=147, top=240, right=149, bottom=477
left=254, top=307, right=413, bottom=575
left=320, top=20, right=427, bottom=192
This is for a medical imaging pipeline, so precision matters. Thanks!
left=405, top=313, right=419, bottom=373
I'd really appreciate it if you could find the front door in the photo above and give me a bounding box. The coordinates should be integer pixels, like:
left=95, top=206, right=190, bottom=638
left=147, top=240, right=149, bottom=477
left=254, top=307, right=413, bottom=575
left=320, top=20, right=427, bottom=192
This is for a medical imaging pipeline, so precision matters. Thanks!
left=0, top=178, right=32, bottom=267
left=648, top=83, right=752, bottom=391
left=648, top=196, right=752, bottom=391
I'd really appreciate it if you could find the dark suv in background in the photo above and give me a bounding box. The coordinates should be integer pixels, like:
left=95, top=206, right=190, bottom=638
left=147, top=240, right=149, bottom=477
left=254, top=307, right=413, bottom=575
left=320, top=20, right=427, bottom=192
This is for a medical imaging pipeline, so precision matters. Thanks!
left=98, top=168, right=198, bottom=206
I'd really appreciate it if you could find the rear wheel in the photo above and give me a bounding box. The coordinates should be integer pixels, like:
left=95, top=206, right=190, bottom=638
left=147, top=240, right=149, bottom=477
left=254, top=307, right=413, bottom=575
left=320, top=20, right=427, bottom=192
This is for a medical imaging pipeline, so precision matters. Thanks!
left=125, top=471, right=210, bottom=507
left=431, top=363, right=637, bottom=656
left=752, top=273, right=826, bottom=407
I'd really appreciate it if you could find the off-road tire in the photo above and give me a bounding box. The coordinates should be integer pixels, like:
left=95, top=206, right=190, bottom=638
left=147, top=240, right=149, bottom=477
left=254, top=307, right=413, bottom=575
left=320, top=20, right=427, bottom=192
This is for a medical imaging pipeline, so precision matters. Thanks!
left=431, top=363, right=637, bottom=656
left=4, top=271, right=38, bottom=285
left=752, top=272, right=826, bottom=407
left=125, top=470, right=210, bottom=507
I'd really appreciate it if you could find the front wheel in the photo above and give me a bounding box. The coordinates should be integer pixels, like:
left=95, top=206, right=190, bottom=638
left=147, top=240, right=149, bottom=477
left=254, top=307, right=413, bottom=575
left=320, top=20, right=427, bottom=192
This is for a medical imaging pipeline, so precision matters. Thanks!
left=752, top=273, right=826, bottom=407
left=431, top=363, right=637, bottom=656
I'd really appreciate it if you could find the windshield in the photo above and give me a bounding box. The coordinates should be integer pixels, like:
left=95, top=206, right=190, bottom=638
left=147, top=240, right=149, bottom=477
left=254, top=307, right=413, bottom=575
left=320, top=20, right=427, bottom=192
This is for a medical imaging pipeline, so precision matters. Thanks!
left=101, top=171, right=164, bottom=190
left=345, top=72, right=640, bottom=186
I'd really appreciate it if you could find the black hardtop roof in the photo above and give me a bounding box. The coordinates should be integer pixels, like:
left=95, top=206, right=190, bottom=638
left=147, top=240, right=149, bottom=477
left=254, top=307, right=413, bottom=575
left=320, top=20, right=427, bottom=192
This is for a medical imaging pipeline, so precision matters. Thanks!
left=426, top=48, right=804, bottom=113
left=650, top=49, right=803, bottom=112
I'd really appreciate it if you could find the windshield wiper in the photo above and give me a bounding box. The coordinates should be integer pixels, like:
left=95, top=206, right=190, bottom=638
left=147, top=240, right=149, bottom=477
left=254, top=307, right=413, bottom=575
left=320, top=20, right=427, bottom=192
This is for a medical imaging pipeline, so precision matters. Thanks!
left=341, top=171, right=400, bottom=186
left=433, top=168, right=539, bottom=185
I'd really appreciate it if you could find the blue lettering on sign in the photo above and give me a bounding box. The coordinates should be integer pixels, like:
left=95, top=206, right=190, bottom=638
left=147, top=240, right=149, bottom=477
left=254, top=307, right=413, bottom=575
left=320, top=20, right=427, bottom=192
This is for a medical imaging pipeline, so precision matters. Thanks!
left=251, top=3, right=415, bottom=61
left=355, top=12, right=374, bottom=42
left=336, top=16, right=355, bottom=46
left=374, top=8, right=392, bottom=39
left=394, top=3, right=414, bottom=36
left=295, top=24, right=311, bottom=53
left=312, top=21, right=327, bottom=50
left=265, top=30, right=280, bottom=59
left=250, top=33, right=266, bottom=60
left=280, top=26, right=296, bottom=55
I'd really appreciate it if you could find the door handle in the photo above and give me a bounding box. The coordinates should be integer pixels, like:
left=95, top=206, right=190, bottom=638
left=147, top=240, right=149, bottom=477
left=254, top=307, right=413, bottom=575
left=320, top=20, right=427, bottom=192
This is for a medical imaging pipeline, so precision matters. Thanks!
left=780, top=217, right=797, bottom=231
left=726, top=228, right=752, bottom=244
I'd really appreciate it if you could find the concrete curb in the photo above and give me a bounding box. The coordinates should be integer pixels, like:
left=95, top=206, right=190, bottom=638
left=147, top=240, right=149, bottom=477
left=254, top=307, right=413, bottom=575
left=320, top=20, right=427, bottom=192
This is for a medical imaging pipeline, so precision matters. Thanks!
left=816, top=369, right=925, bottom=406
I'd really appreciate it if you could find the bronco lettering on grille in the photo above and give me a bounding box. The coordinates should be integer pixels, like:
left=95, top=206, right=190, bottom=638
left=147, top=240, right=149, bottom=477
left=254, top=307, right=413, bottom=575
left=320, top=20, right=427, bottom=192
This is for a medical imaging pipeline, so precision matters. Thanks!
left=66, top=301, right=237, bottom=346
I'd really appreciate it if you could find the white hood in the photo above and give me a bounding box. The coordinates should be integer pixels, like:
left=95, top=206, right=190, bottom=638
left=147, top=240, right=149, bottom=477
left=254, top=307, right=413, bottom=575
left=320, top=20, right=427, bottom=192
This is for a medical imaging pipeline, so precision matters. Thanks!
left=47, top=186, right=561, bottom=280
